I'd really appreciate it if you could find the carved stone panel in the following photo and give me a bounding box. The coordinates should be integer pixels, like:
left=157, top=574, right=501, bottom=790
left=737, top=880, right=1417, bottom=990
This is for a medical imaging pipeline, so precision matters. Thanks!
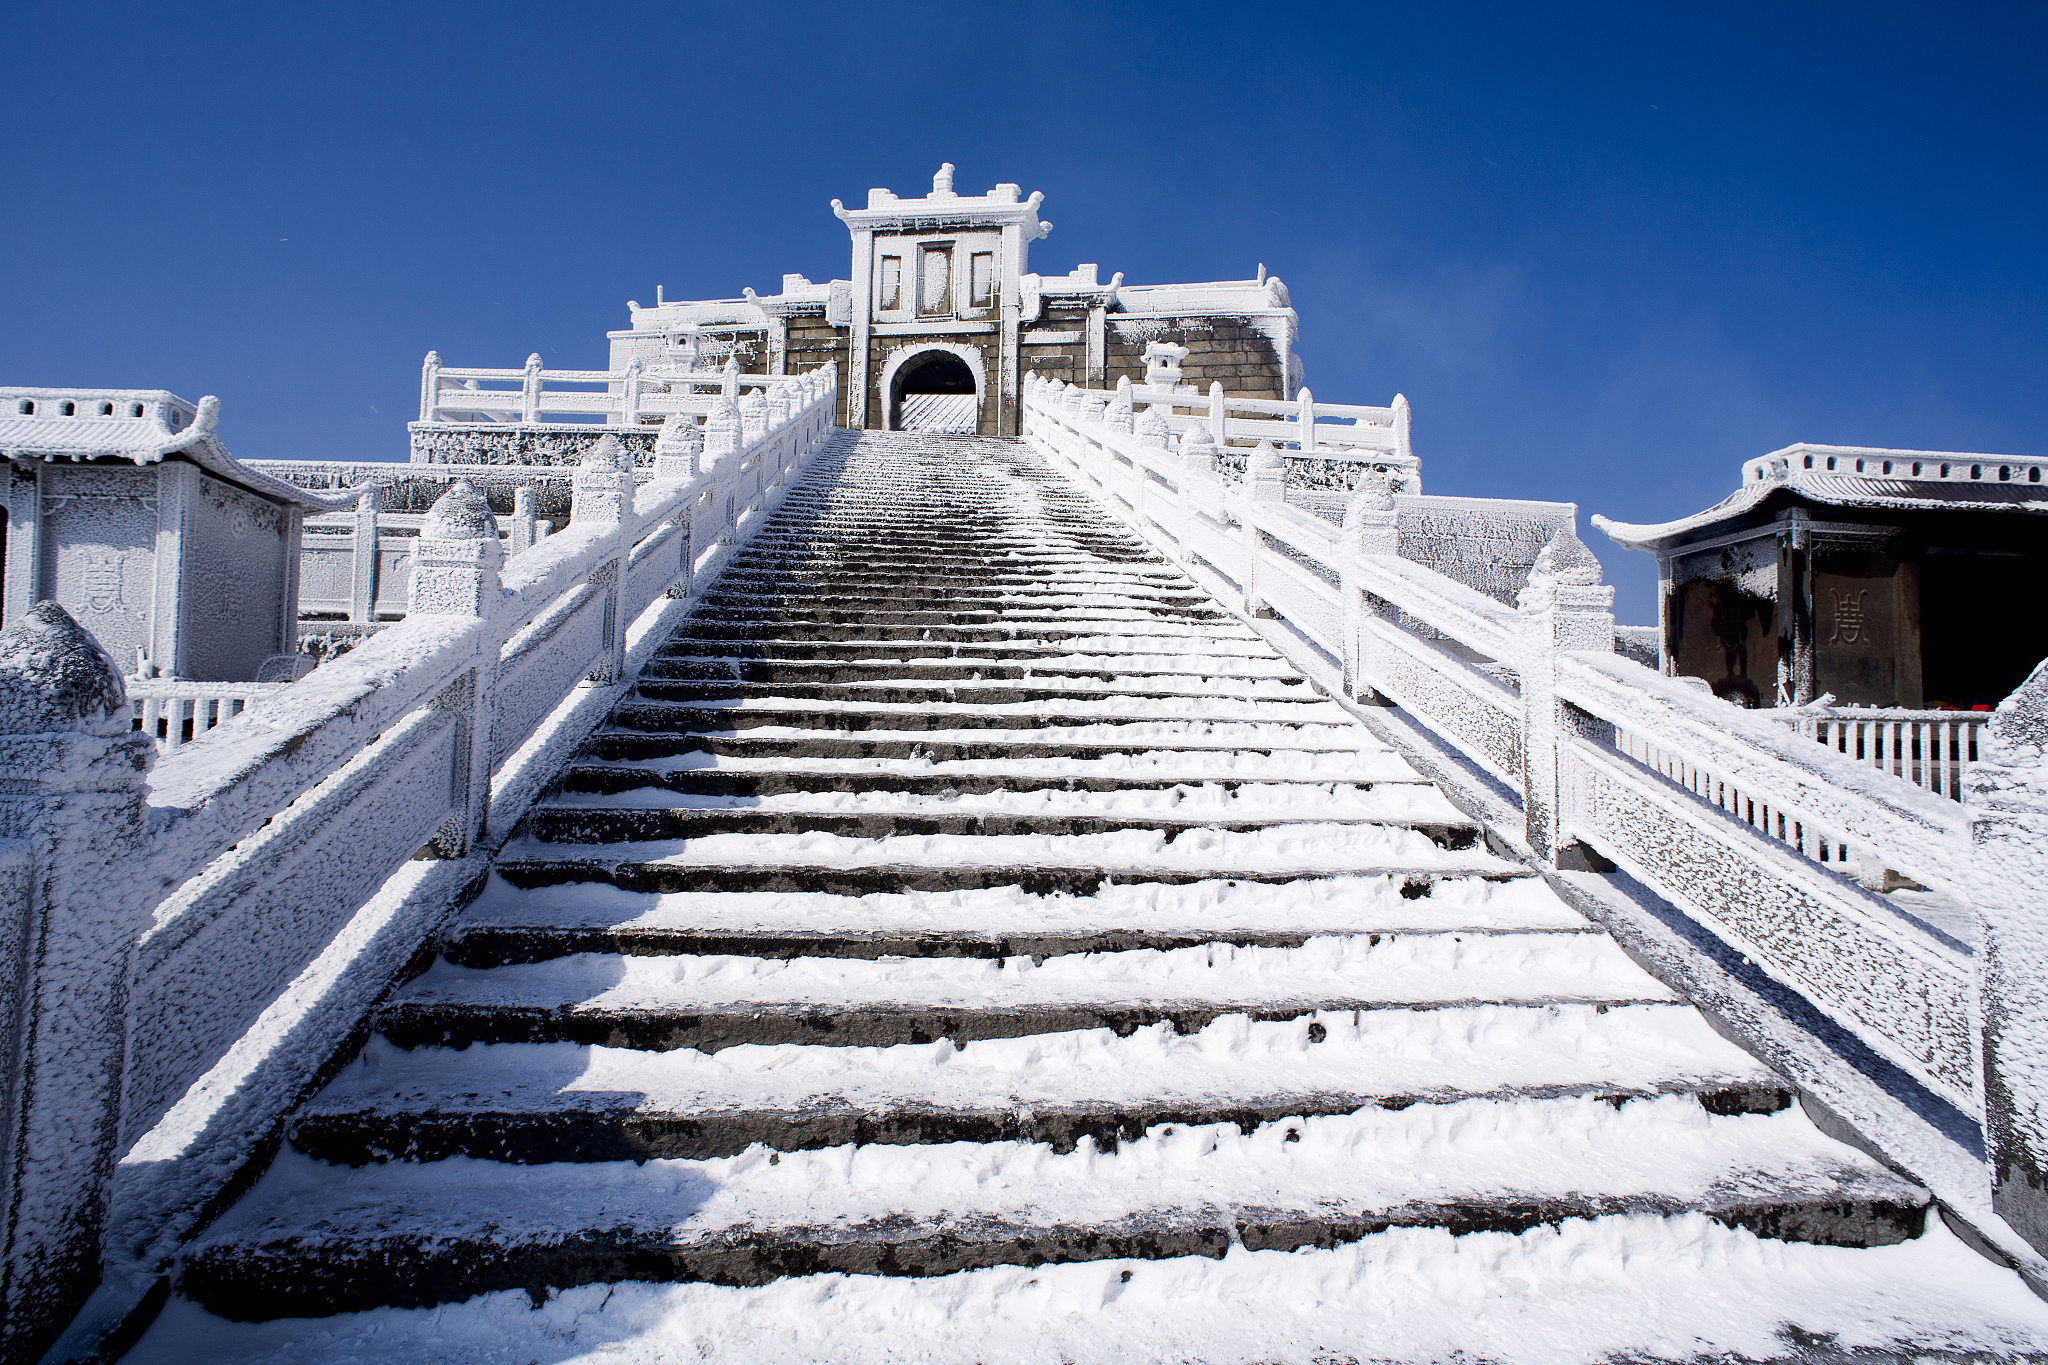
left=39, top=466, right=158, bottom=676
left=1813, top=547, right=1920, bottom=707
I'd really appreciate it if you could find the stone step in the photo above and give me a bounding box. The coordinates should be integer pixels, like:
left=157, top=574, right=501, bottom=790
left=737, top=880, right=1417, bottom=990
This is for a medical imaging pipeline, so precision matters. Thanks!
left=638, top=654, right=1305, bottom=685
left=604, top=700, right=1350, bottom=736
left=649, top=635, right=1283, bottom=663
left=441, top=872, right=1580, bottom=965
left=662, top=620, right=1263, bottom=645
left=376, top=928, right=1632, bottom=1052
left=181, top=1098, right=1927, bottom=1319
left=688, top=605, right=1228, bottom=626
left=713, top=568, right=1192, bottom=591
left=519, top=804, right=1475, bottom=850
left=629, top=677, right=1326, bottom=707
left=678, top=605, right=1231, bottom=629
left=553, top=763, right=1423, bottom=800
left=579, top=728, right=1383, bottom=765
left=292, top=1004, right=1790, bottom=1165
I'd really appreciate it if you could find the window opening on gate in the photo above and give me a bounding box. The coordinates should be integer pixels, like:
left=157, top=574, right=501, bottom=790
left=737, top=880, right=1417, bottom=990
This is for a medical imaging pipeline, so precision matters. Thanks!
left=969, top=252, right=995, bottom=310
left=919, top=246, right=952, bottom=316
left=879, top=256, right=902, bottom=312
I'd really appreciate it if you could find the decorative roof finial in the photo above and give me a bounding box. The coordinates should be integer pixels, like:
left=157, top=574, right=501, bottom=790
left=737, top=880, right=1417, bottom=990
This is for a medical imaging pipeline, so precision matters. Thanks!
left=933, top=162, right=955, bottom=197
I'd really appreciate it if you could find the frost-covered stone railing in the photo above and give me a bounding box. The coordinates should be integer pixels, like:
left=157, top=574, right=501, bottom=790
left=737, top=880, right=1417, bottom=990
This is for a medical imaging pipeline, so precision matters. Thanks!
left=1771, top=704, right=1988, bottom=802
left=0, top=365, right=837, bottom=1357
left=297, top=489, right=553, bottom=624
left=1052, top=375, right=1419, bottom=490
left=1022, top=371, right=2048, bottom=1257
left=409, top=355, right=789, bottom=467
left=417, top=351, right=777, bottom=425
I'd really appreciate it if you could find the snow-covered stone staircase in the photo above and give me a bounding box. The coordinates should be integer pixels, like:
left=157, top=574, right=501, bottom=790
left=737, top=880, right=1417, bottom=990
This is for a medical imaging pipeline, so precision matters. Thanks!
left=167, top=431, right=1979, bottom=1353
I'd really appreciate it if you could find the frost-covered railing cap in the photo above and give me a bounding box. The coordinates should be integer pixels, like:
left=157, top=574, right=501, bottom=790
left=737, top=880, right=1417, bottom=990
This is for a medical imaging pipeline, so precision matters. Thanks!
left=1344, top=471, right=1397, bottom=522
left=1526, top=528, right=1604, bottom=587
left=0, top=601, right=130, bottom=737
left=419, top=480, right=499, bottom=542
left=1245, top=441, right=1285, bottom=475
left=1991, top=660, right=2048, bottom=755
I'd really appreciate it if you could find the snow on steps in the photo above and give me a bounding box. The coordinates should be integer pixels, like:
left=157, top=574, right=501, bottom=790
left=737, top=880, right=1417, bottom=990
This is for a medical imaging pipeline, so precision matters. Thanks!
left=374, top=930, right=1680, bottom=1053
left=290, top=1005, right=1790, bottom=1166
left=182, top=1098, right=1922, bottom=1321
left=158, top=430, right=1986, bottom=1355
left=439, top=875, right=1595, bottom=963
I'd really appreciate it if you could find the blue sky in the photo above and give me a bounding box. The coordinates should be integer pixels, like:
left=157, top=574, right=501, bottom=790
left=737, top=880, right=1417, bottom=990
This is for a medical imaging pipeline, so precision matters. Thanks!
left=4, top=2, right=2041, bottom=622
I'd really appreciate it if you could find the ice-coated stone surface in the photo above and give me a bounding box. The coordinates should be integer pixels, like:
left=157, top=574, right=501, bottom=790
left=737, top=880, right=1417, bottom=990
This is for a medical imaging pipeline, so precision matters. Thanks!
left=0, top=601, right=129, bottom=736
left=419, top=480, right=500, bottom=543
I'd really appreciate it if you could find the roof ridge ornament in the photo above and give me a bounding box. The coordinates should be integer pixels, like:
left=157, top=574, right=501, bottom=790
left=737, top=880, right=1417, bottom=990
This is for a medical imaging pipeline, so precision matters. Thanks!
left=932, top=162, right=955, bottom=198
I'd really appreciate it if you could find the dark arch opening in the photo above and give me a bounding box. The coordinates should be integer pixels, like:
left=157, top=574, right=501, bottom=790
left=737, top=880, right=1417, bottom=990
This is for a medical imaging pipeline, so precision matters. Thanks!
left=891, top=352, right=978, bottom=433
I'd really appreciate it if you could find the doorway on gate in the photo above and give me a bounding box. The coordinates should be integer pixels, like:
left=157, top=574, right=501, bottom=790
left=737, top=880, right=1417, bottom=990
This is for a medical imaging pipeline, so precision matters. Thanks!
left=891, top=351, right=978, bottom=433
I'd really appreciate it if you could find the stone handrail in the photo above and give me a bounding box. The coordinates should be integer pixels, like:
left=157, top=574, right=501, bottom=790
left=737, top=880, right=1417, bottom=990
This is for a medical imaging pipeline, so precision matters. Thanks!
left=0, top=364, right=837, bottom=1351
left=418, top=350, right=781, bottom=425
left=1054, top=375, right=1417, bottom=477
left=1021, top=371, right=2046, bottom=1252
left=1767, top=704, right=1989, bottom=802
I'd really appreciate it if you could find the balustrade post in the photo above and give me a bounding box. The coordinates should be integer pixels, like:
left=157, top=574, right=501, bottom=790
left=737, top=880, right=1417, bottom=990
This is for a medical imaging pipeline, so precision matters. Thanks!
left=1241, top=442, right=1286, bottom=618
left=0, top=604, right=154, bottom=1364
left=621, top=355, right=644, bottom=428
left=509, top=485, right=537, bottom=556
left=1176, top=424, right=1219, bottom=556
left=407, top=482, right=505, bottom=857
left=419, top=351, right=442, bottom=422
left=655, top=414, right=704, bottom=481
left=1340, top=472, right=1400, bottom=704
left=1966, top=659, right=2048, bottom=1258
left=1110, top=376, right=1135, bottom=432
left=1297, top=387, right=1317, bottom=453
left=349, top=484, right=380, bottom=622
left=720, top=356, right=740, bottom=402
left=1134, top=407, right=1171, bottom=523
left=571, top=438, right=635, bottom=687
left=1393, top=392, right=1412, bottom=465
left=1209, top=381, right=1226, bottom=450
left=1517, top=529, right=1617, bottom=866
left=520, top=353, right=543, bottom=424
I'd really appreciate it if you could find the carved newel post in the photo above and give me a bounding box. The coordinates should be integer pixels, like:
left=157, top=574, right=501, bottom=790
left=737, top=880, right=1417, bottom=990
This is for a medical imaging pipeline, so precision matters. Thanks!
left=1340, top=472, right=1400, bottom=704
left=1966, top=660, right=2048, bottom=1257
left=0, top=604, right=155, bottom=1362
left=1110, top=376, right=1135, bottom=431
left=571, top=439, right=635, bottom=686
left=1240, top=442, right=1286, bottom=619
left=655, top=414, right=704, bottom=481
left=407, top=482, right=503, bottom=856
left=1176, top=424, right=1219, bottom=553
left=1517, top=529, right=1616, bottom=865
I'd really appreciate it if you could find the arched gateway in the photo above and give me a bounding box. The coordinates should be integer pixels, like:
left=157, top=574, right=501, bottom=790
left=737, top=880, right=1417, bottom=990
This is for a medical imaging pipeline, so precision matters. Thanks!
left=607, top=162, right=1304, bottom=438
left=886, top=346, right=979, bottom=432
